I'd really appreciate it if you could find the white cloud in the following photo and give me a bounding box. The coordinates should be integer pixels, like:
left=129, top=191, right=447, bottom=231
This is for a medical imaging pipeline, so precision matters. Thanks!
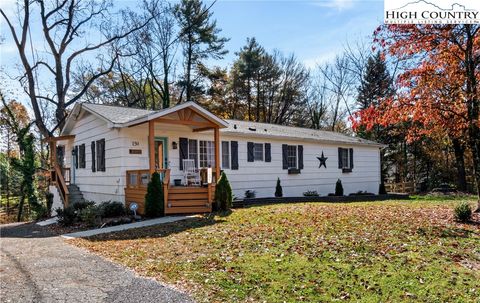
left=303, top=50, right=339, bottom=69
left=312, top=0, right=355, bottom=11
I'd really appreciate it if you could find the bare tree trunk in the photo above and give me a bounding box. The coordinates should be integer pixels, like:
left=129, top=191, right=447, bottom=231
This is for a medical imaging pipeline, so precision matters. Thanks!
left=463, top=25, right=480, bottom=211
left=6, top=129, right=11, bottom=215
left=452, top=138, right=467, bottom=192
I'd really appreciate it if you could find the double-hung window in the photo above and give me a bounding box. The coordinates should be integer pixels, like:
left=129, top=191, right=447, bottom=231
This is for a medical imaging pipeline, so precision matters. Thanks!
left=222, top=141, right=230, bottom=169
left=287, top=145, right=297, bottom=169
left=188, top=139, right=198, bottom=167
left=199, top=140, right=214, bottom=168
left=96, top=139, right=106, bottom=172
left=338, top=147, right=353, bottom=172
left=79, top=144, right=86, bottom=168
left=254, top=143, right=264, bottom=161
left=341, top=149, right=349, bottom=168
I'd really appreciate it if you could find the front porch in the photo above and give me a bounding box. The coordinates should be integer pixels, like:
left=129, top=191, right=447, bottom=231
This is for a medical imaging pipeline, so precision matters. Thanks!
left=124, top=103, right=227, bottom=215
left=125, top=169, right=216, bottom=215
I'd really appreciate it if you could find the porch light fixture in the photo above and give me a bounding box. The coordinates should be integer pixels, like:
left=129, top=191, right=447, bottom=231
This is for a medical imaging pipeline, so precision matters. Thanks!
left=172, top=141, right=178, bottom=149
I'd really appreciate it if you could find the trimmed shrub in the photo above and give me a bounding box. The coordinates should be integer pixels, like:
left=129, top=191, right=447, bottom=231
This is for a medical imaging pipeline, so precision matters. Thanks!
left=379, top=183, right=387, bottom=195
left=46, top=192, right=54, bottom=216
left=303, top=190, right=319, bottom=197
left=98, top=201, right=126, bottom=218
left=145, top=172, right=164, bottom=217
left=215, top=172, right=233, bottom=211
left=454, top=202, right=472, bottom=223
left=71, top=200, right=95, bottom=211
left=244, top=190, right=256, bottom=199
left=335, top=179, right=344, bottom=196
left=79, top=205, right=100, bottom=227
left=275, top=178, right=283, bottom=198
left=56, top=206, right=76, bottom=226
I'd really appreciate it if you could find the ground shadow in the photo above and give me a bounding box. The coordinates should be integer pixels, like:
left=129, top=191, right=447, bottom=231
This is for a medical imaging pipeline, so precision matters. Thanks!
left=0, top=222, right=56, bottom=239
left=77, top=214, right=227, bottom=242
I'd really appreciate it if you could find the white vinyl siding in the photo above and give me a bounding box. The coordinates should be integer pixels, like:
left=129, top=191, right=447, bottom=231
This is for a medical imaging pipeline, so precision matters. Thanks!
left=63, top=113, right=381, bottom=204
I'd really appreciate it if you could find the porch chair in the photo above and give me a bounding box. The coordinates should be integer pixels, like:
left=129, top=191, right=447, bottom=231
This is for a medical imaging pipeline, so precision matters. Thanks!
left=183, top=159, right=200, bottom=186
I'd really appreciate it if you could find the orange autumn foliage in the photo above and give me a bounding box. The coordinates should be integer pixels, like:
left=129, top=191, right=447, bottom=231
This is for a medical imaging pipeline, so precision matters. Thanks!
left=351, top=25, right=479, bottom=143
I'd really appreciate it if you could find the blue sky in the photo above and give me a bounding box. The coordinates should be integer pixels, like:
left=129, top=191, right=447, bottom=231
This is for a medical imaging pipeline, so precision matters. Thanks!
left=210, top=0, right=384, bottom=68
left=0, top=0, right=384, bottom=100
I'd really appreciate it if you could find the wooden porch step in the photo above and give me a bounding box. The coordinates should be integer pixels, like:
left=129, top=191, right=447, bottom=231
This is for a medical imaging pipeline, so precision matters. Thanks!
left=165, top=206, right=211, bottom=214
left=169, top=186, right=208, bottom=194
left=169, top=200, right=210, bottom=207
left=169, top=193, right=209, bottom=200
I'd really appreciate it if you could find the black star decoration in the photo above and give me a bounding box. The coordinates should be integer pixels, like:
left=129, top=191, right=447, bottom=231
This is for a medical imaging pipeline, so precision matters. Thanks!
left=317, top=152, right=328, bottom=168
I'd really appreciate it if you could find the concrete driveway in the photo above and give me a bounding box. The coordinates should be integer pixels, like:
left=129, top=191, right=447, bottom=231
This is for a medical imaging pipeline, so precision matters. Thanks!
left=0, top=222, right=194, bottom=303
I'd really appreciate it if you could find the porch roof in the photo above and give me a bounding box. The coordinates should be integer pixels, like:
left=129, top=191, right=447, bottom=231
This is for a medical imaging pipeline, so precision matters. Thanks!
left=61, top=101, right=228, bottom=135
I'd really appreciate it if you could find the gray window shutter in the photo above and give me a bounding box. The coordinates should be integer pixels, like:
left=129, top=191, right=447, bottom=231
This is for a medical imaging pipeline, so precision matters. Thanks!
left=298, top=145, right=303, bottom=169
left=247, top=142, right=254, bottom=162
left=98, top=139, right=106, bottom=171
left=91, top=141, right=96, bottom=172
left=231, top=141, right=238, bottom=170
left=74, top=146, right=78, bottom=169
left=79, top=144, right=85, bottom=168
left=349, top=148, right=354, bottom=169
left=338, top=148, right=343, bottom=168
left=179, top=137, right=188, bottom=170
left=265, top=143, right=271, bottom=162
left=282, top=144, right=288, bottom=169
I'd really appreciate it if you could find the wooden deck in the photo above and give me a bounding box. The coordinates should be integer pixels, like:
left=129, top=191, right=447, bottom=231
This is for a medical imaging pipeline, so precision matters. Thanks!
left=125, top=169, right=215, bottom=215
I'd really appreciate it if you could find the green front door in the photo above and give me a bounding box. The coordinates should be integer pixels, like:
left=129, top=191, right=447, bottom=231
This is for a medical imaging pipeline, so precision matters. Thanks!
left=154, top=137, right=168, bottom=169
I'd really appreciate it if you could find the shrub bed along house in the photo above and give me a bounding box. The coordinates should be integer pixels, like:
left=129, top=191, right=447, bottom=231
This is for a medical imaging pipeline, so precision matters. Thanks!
left=55, top=201, right=132, bottom=230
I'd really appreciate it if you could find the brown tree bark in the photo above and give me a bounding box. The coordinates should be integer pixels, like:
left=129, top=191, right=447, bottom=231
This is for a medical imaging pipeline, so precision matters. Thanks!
left=452, top=138, right=467, bottom=192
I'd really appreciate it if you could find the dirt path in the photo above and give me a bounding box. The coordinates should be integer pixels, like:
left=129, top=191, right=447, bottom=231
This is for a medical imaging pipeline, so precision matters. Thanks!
left=0, top=222, right=194, bottom=303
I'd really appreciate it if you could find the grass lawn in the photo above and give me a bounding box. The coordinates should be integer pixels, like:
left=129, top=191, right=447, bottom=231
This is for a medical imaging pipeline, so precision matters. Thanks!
left=70, top=198, right=480, bottom=302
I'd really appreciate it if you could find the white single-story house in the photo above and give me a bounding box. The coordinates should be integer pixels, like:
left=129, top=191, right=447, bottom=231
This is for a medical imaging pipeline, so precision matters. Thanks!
left=48, top=101, right=383, bottom=214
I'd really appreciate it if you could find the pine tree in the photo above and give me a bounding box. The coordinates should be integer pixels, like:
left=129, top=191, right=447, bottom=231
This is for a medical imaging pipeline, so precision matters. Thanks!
left=145, top=172, right=164, bottom=217
left=275, top=178, right=283, bottom=197
left=234, top=37, right=264, bottom=121
left=335, top=179, right=344, bottom=196
left=357, top=52, right=392, bottom=111
left=175, top=0, right=229, bottom=102
left=214, top=172, right=233, bottom=211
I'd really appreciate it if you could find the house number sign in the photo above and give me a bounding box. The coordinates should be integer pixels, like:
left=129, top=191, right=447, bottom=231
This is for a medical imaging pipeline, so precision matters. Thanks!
left=132, top=141, right=140, bottom=146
